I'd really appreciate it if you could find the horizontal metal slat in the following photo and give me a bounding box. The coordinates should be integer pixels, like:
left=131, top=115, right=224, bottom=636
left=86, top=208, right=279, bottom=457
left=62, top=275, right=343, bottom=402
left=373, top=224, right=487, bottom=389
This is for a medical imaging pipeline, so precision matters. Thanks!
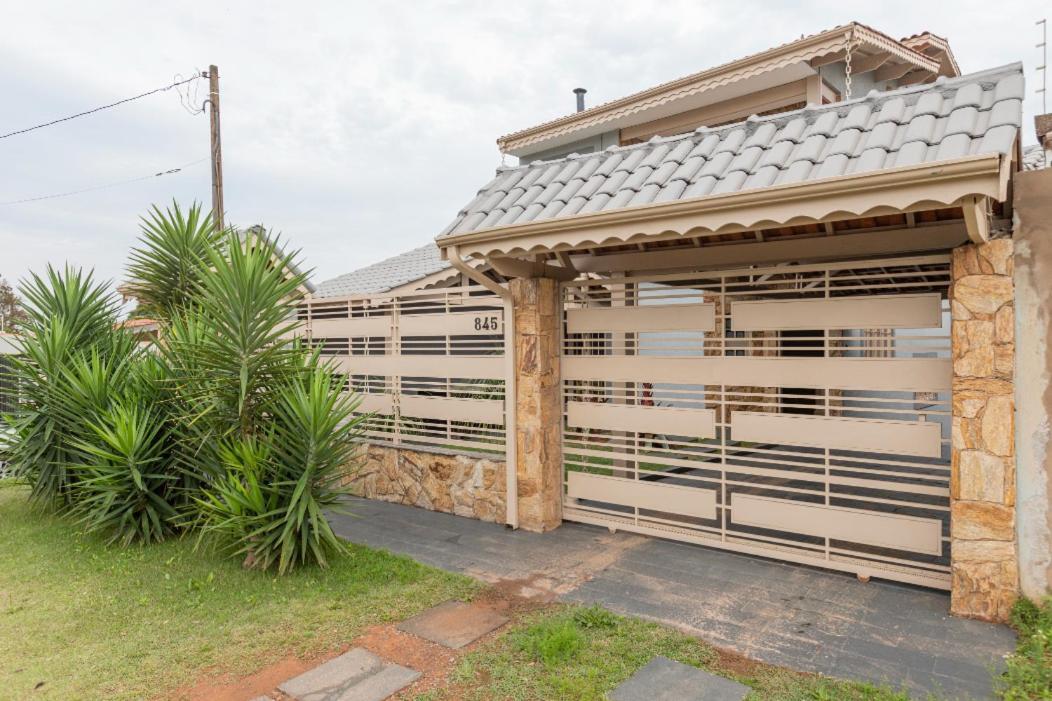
left=730, top=293, right=943, bottom=331
left=731, top=411, right=943, bottom=458
left=336, top=355, right=504, bottom=380
left=567, top=303, right=715, bottom=334
left=562, top=356, right=951, bottom=392
left=731, top=494, right=943, bottom=556
left=567, top=471, right=717, bottom=519
left=566, top=401, right=715, bottom=438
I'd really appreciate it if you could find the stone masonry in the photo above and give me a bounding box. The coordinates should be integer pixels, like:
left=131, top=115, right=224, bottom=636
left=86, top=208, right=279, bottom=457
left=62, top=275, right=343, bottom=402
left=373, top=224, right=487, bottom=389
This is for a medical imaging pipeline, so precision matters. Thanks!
left=348, top=444, right=506, bottom=524
left=511, top=277, right=563, bottom=532
left=950, top=238, right=1018, bottom=622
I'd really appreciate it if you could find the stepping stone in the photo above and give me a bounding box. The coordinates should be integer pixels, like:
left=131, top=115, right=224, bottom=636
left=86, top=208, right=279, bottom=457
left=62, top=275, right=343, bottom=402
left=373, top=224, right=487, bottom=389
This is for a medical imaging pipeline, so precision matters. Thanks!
left=278, top=647, right=419, bottom=701
left=609, top=656, right=750, bottom=701
left=396, top=600, right=508, bottom=649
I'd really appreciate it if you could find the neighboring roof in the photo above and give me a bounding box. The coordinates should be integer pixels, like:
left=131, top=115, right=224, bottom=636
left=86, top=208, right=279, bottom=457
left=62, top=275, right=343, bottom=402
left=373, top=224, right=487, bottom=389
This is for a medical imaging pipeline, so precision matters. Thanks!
left=0, top=334, right=17, bottom=354
left=1023, top=144, right=1048, bottom=171
left=241, top=225, right=316, bottom=294
left=497, top=23, right=944, bottom=156
left=120, top=318, right=159, bottom=330
left=313, top=244, right=452, bottom=298
left=440, top=63, right=1023, bottom=251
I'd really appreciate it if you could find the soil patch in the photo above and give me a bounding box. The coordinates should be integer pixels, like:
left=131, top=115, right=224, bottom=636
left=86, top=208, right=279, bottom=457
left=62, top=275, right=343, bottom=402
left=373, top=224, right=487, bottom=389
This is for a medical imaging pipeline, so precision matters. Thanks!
left=167, top=650, right=335, bottom=701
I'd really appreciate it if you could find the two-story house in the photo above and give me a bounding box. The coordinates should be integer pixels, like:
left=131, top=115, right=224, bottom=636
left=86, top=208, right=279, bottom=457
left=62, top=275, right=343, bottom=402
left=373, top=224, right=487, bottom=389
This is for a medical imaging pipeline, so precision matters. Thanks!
left=309, top=22, right=1052, bottom=624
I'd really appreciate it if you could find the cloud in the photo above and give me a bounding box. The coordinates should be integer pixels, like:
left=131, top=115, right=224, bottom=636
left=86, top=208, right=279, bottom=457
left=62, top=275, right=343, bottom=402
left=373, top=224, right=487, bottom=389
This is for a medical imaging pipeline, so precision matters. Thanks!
left=0, top=0, right=1046, bottom=294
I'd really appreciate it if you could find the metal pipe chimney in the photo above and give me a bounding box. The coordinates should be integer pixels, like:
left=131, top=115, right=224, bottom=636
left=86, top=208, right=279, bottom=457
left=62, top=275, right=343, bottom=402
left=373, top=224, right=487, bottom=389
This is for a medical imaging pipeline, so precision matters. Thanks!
left=573, top=87, right=587, bottom=112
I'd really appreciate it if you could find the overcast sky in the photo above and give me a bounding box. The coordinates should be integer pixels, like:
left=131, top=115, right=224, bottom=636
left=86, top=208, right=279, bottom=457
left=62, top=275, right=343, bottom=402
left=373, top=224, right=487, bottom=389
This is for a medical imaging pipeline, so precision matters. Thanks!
left=0, top=1, right=1046, bottom=299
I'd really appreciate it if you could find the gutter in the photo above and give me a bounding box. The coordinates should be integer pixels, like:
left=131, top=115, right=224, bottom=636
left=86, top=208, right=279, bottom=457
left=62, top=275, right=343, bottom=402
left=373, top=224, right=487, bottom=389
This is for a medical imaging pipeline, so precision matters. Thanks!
left=446, top=245, right=519, bottom=530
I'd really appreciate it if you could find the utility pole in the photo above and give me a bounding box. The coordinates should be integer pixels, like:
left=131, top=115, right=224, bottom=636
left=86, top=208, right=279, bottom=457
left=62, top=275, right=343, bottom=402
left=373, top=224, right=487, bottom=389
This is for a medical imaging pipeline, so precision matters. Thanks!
left=207, top=65, right=225, bottom=232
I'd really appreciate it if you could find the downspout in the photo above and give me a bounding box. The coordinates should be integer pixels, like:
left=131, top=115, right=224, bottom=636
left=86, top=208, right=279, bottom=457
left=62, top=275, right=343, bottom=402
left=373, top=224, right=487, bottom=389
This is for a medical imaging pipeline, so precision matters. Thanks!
left=446, top=245, right=519, bottom=530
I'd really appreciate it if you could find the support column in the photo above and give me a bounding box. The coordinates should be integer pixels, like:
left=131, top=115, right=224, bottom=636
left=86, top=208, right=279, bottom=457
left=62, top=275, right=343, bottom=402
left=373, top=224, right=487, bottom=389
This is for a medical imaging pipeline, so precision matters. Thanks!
left=1013, top=168, right=1052, bottom=602
left=511, top=277, right=563, bottom=532
left=950, top=238, right=1018, bottom=622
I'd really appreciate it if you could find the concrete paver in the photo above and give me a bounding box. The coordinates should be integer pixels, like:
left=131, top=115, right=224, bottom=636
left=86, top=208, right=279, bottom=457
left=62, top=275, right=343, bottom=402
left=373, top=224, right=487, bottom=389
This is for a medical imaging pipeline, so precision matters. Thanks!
left=609, top=656, right=750, bottom=701
left=277, top=647, right=419, bottom=701
left=396, top=600, right=508, bottom=649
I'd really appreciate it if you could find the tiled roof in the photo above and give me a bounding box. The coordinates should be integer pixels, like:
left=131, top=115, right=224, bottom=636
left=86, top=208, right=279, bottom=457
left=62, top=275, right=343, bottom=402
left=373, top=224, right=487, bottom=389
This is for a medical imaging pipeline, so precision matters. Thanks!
left=441, top=63, right=1023, bottom=239
left=1023, top=144, right=1048, bottom=171
left=313, top=244, right=451, bottom=298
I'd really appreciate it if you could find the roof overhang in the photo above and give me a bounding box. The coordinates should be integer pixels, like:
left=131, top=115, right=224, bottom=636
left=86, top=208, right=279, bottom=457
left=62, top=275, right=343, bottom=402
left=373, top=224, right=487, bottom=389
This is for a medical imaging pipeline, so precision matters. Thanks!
left=437, top=153, right=1010, bottom=259
left=498, top=23, right=941, bottom=157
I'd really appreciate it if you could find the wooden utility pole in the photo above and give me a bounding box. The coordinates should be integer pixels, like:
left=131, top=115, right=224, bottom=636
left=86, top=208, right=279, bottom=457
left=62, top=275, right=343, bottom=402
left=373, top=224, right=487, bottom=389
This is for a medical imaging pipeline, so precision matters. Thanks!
left=207, top=65, right=224, bottom=232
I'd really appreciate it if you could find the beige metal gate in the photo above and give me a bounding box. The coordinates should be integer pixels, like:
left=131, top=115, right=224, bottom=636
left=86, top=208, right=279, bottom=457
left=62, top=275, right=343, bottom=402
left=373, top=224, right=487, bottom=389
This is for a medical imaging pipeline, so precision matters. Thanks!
left=561, top=254, right=953, bottom=589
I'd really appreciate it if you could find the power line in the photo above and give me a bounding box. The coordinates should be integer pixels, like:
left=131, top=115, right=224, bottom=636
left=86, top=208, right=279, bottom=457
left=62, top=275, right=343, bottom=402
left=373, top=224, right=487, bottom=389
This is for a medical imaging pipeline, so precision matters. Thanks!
left=0, top=73, right=205, bottom=141
left=0, top=158, right=208, bottom=206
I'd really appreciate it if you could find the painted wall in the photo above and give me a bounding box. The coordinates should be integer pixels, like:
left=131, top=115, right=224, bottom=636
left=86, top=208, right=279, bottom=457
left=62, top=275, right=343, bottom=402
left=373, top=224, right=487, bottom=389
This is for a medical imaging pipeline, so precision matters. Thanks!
left=519, top=130, right=619, bottom=164
left=1013, top=168, right=1052, bottom=600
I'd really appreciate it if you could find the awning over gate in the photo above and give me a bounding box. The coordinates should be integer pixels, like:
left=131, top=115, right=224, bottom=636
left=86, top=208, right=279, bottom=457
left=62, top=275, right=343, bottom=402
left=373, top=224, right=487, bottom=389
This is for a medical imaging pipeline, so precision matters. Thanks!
left=436, top=64, right=1022, bottom=261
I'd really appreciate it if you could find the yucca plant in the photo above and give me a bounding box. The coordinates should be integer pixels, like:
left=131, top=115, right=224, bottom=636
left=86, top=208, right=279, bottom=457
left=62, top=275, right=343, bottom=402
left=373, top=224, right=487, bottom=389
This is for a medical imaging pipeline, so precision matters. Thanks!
left=190, top=230, right=307, bottom=438
left=70, top=401, right=177, bottom=545
left=123, top=201, right=224, bottom=321
left=195, top=365, right=364, bottom=573
left=3, top=266, right=120, bottom=505
left=54, top=342, right=186, bottom=545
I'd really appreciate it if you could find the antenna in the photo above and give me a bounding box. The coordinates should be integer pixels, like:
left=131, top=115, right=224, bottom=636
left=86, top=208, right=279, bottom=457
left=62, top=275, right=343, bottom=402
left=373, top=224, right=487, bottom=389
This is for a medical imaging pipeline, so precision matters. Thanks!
left=1039, top=18, right=1047, bottom=114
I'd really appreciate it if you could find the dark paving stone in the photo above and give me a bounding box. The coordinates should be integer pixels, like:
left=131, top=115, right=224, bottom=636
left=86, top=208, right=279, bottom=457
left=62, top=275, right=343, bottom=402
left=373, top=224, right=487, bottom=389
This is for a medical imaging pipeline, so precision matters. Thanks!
left=329, top=497, right=1015, bottom=700
left=397, top=600, right=508, bottom=649
left=609, top=656, right=749, bottom=701
left=278, top=647, right=419, bottom=701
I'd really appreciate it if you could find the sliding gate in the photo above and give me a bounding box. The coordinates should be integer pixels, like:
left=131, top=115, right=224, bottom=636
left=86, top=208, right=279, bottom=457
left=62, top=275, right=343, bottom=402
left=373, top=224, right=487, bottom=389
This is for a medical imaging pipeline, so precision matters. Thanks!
left=561, top=254, right=953, bottom=589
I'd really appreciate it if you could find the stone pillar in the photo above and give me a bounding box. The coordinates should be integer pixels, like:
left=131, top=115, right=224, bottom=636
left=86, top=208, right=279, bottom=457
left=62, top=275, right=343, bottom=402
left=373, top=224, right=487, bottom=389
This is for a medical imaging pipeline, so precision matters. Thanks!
left=511, top=277, right=562, bottom=532
left=950, top=238, right=1018, bottom=622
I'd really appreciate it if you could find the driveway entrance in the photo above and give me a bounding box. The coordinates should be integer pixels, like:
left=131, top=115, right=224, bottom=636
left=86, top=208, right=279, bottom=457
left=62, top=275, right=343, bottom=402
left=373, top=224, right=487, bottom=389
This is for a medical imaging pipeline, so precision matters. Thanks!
left=560, top=254, right=953, bottom=589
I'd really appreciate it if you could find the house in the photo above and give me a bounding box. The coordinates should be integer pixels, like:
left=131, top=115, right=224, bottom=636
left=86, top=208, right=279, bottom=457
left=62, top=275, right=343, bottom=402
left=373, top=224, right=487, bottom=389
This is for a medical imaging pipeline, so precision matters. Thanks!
left=305, top=22, right=1052, bottom=623
left=0, top=333, right=17, bottom=421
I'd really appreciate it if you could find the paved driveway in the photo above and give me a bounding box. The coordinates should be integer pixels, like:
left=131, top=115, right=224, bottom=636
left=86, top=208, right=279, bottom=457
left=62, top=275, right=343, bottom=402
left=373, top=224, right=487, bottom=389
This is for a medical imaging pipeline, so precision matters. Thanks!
left=330, top=497, right=1015, bottom=700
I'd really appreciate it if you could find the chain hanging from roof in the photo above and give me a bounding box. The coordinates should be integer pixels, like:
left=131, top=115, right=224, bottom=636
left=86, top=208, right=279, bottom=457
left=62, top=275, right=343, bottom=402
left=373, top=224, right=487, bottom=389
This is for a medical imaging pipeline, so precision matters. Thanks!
left=844, top=25, right=857, bottom=100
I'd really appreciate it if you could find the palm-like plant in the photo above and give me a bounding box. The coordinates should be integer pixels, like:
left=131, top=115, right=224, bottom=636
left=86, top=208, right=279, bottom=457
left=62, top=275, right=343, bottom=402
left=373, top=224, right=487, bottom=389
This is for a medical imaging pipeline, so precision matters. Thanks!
left=70, top=401, right=177, bottom=545
left=189, top=231, right=307, bottom=438
left=195, top=366, right=364, bottom=573
left=7, top=203, right=363, bottom=573
left=3, top=266, right=120, bottom=505
left=124, top=201, right=224, bottom=321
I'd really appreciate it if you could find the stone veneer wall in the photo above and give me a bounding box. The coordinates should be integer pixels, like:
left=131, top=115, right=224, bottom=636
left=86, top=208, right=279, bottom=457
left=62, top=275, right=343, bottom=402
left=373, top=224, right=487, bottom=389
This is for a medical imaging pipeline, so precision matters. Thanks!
left=950, top=238, right=1018, bottom=622
left=347, top=443, right=507, bottom=524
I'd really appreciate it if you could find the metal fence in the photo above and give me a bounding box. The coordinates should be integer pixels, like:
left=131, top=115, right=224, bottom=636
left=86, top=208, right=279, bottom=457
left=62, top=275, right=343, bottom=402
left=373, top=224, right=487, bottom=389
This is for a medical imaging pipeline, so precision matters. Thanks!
left=560, top=254, right=953, bottom=589
left=299, top=286, right=511, bottom=457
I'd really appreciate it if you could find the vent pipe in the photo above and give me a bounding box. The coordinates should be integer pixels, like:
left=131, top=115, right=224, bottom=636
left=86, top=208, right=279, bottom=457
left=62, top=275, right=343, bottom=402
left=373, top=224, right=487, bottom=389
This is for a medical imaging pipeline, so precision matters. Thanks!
left=573, top=87, right=587, bottom=112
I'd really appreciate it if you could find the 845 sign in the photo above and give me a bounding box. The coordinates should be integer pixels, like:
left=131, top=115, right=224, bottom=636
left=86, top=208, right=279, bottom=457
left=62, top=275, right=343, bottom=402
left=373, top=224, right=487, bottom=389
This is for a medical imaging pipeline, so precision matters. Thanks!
left=473, top=315, right=500, bottom=332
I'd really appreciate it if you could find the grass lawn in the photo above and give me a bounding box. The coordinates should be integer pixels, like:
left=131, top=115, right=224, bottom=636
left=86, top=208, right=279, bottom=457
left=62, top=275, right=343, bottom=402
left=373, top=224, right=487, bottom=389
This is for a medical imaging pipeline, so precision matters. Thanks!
left=441, top=606, right=926, bottom=701
left=0, top=482, right=480, bottom=700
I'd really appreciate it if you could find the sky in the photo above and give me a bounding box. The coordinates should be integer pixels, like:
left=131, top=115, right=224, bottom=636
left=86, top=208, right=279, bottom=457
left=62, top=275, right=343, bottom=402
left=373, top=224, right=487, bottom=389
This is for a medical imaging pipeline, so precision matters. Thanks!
left=0, top=1, right=1047, bottom=299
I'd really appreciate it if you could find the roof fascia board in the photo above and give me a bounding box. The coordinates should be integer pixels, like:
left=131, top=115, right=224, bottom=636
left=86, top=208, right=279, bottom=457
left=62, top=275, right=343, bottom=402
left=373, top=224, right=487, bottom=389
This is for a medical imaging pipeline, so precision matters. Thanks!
left=438, top=155, right=1005, bottom=258
left=498, top=24, right=940, bottom=155
left=568, top=222, right=968, bottom=274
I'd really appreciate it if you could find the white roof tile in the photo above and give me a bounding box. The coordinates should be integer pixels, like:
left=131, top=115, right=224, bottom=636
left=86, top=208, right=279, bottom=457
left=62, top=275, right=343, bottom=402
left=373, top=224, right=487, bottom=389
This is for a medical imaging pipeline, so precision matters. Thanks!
left=441, top=64, right=1023, bottom=240
left=1023, top=144, right=1047, bottom=171
left=313, top=244, right=451, bottom=298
